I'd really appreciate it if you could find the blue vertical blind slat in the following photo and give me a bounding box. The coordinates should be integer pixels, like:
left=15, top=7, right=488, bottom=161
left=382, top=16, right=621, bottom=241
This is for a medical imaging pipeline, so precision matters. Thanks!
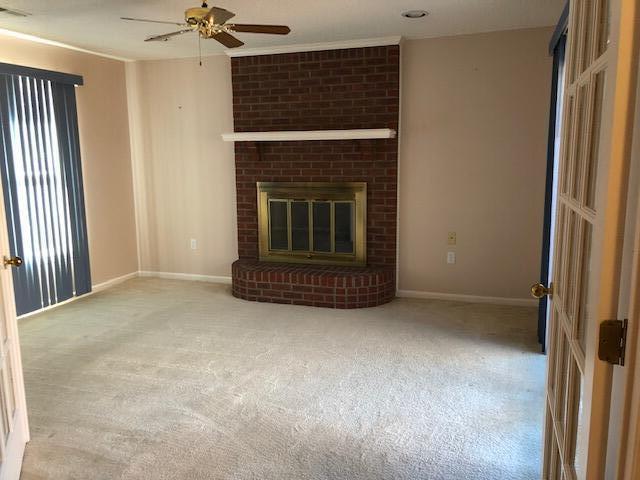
left=42, top=81, right=73, bottom=300
left=13, top=76, right=45, bottom=312
left=26, top=77, right=54, bottom=305
left=21, top=76, right=52, bottom=308
left=33, top=78, right=55, bottom=303
left=0, top=76, right=40, bottom=314
left=54, top=84, right=91, bottom=296
left=0, top=71, right=91, bottom=315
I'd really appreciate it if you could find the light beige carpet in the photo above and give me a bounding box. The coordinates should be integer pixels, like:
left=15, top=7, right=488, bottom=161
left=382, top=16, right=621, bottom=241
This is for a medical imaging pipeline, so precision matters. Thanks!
left=18, top=278, right=545, bottom=480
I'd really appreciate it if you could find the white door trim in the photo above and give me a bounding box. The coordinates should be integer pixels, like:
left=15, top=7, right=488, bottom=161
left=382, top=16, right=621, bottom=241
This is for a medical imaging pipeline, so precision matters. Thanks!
left=588, top=0, right=640, bottom=476
left=619, top=172, right=640, bottom=478
left=615, top=1, right=640, bottom=476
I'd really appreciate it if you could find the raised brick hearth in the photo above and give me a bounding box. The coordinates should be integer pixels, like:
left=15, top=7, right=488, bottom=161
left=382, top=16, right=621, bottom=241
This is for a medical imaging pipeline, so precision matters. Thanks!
left=232, top=260, right=394, bottom=308
left=230, top=45, right=399, bottom=308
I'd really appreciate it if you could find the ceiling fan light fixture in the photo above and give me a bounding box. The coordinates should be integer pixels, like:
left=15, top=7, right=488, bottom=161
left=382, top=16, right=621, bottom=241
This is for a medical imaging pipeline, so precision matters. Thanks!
left=401, top=10, right=429, bottom=19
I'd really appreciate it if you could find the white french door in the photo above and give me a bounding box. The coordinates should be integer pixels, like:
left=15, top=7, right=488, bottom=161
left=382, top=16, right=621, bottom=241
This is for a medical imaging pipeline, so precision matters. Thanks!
left=541, top=0, right=638, bottom=478
left=0, top=156, right=29, bottom=478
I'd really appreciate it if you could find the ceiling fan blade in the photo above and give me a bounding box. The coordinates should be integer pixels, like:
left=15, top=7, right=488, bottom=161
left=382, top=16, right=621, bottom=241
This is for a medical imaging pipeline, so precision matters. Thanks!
left=229, top=24, right=291, bottom=35
left=145, top=29, right=193, bottom=42
left=121, top=17, right=187, bottom=26
left=212, top=31, right=244, bottom=48
left=0, top=7, right=30, bottom=17
left=204, top=7, right=235, bottom=24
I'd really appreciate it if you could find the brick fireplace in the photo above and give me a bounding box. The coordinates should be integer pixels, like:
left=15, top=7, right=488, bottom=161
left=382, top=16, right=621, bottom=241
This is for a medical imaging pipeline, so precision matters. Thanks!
left=229, top=44, right=399, bottom=308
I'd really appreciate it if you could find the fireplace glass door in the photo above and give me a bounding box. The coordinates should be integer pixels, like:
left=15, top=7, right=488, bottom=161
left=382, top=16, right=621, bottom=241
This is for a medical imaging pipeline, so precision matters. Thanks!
left=258, top=182, right=366, bottom=266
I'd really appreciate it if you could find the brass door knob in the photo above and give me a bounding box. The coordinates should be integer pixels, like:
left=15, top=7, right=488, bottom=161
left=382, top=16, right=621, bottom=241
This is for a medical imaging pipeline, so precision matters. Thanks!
left=531, top=282, right=553, bottom=299
left=3, top=256, right=23, bottom=268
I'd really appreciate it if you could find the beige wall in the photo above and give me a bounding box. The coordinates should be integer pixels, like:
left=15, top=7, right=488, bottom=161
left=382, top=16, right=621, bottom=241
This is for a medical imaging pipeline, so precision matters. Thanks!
left=127, top=28, right=553, bottom=299
left=0, top=28, right=554, bottom=298
left=126, top=56, right=237, bottom=277
left=398, top=28, right=553, bottom=299
left=0, top=34, right=138, bottom=285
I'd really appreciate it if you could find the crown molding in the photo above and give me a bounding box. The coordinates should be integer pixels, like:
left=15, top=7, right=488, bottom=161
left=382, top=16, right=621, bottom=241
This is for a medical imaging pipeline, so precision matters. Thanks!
left=0, top=28, right=133, bottom=62
left=225, top=36, right=402, bottom=57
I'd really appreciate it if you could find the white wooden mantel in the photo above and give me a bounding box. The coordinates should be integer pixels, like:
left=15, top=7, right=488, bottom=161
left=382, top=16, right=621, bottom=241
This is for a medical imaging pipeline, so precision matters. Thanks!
left=221, top=129, right=396, bottom=142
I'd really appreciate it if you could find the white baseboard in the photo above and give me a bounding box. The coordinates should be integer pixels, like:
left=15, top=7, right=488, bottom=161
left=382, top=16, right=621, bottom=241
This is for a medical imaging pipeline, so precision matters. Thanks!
left=396, top=289, right=538, bottom=307
left=139, top=270, right=232, bottom=285
left=92, top=271, right=139, bottom=292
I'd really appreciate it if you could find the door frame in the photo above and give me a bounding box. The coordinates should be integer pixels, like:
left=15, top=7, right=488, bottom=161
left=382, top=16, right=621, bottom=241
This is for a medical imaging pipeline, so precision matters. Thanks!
left=586, top=0, right=640, bottom=476
left=615, top=1, right=640, bottom=476
left=618, top=171, right=640, bottom=478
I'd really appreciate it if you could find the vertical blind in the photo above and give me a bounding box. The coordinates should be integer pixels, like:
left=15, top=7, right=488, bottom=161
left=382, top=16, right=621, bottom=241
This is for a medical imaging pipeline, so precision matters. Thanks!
left=0, top=66, right=91, bottom=316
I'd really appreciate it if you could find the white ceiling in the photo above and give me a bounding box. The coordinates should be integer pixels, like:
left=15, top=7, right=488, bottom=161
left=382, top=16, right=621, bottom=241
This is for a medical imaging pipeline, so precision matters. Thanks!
left=0, top=0, right=565, bottom=60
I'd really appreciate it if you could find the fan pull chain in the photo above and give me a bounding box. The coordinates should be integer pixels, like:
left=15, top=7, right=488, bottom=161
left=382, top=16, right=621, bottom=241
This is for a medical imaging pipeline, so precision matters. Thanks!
left=198, top=33, right=202, bottom=66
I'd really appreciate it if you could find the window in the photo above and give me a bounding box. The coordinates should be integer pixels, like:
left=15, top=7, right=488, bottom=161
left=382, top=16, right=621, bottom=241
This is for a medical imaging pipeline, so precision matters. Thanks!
left=0, top=64, right=91, bottom=315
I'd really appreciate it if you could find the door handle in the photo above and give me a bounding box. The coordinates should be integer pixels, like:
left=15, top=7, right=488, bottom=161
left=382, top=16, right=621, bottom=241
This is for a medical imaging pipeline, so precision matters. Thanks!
left=531, top=282, right=553, bottom=299
left=3, top=256, right=23, bottom=268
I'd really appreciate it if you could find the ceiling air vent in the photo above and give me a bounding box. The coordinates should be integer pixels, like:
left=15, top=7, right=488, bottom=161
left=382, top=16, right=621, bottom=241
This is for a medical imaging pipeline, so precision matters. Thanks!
left=0, top=7, right=31, bottom=17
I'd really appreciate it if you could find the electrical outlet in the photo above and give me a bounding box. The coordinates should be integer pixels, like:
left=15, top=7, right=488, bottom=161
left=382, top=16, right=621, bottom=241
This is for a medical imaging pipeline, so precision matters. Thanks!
left=448, top=232, right=457, bottom=245
left=447, top=251, right=456, bottom=264
left=190, top=238, right=197, bottom=250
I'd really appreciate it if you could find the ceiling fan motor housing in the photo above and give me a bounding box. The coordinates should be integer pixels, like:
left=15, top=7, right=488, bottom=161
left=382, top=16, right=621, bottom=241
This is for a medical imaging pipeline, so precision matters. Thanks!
left=185, top=7, right=211, bottom=25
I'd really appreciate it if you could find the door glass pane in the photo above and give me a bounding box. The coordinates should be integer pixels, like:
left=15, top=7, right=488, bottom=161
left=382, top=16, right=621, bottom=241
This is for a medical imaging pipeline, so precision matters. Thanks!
left=291, top=201, right=309, bottom=251
left=561, top=96, right=575, bottom=196
left=0, top=374, right=9, bottom=442
left=564, top=357, right=582, bottom=470
left=269, top=200, right=289, bottom=250
left=564, top=211, right=580, bottom=318
left=572, top=85, right=588, bottom=201
left=567, top=0, right=582, bottom=84
left=579, top=0, right=594, bottom=75
left=554, top=205, right=567, bottom=300
left=555, top=336, right=571, bottom=433
left=334, top=202, right=354, bottom=254
left=597, top=0, right=611, bottom=56
left=312, top=202, right=331, bottom=252
left=0, top=310, right=5, bottom=345
left=586, top=71, right=606, bottom=209
left=0, top=366, right=12, bottom=430
left=574, top=373, right=587, bottom=478
left=543, top=404, right=554, bottom=479
left=7, top=354, right=15, bottom=419
left=551, top=435, right=563, bottom=480
left=548, top=308, right=561, bottom=400
left=576, top=222, right=593, bottom=353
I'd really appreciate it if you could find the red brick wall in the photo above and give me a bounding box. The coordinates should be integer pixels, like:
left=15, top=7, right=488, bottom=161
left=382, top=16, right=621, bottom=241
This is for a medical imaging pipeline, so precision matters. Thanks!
left=231, top=45, right=399, bottom=270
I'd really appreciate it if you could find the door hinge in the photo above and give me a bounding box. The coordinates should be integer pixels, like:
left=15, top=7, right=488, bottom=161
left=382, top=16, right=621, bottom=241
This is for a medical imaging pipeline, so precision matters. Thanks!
left=598, top=319, right=628, bottom=366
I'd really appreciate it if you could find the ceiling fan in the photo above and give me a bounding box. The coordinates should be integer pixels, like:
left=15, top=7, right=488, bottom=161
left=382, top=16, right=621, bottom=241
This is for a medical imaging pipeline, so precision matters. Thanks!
left=121, top=2, right=291, bottom=48
left=0, top=6, right=30, bottom=17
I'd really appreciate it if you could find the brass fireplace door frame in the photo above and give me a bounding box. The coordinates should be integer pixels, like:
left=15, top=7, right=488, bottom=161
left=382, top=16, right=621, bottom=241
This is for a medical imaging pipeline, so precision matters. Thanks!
left=257, top=182, right=367, bottom=266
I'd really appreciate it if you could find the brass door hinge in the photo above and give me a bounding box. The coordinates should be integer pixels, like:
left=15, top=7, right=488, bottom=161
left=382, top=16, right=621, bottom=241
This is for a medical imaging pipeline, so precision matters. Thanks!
left=598, top=319, right=628, bottom=366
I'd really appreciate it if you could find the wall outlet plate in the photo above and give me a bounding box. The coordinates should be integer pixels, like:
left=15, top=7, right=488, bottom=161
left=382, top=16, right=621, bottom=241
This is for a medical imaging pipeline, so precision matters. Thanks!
left=447, top=251, right=456, bottom=264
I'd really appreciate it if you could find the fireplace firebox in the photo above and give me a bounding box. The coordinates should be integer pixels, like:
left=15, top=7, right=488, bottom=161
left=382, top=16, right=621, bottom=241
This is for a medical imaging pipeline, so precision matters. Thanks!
left=257, top=182, right=366, bottom=266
